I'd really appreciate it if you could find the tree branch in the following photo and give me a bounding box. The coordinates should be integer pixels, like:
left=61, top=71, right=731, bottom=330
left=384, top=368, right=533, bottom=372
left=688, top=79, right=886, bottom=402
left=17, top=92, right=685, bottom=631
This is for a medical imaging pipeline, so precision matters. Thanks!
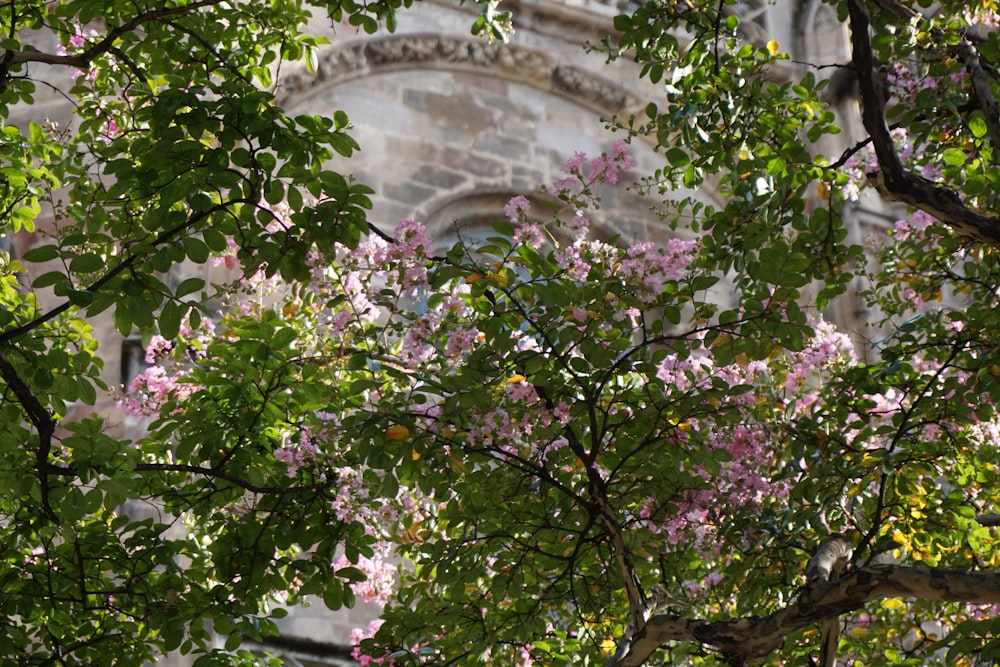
left=805, top=534, right=852, bottom=667
left=0, top=0, right=227, bottom=82
left=0, top=200, right=247, bottom=345
left=846, top=0, right=1000, bottom=246
left=955, top=40, right=1000, bottom=163
left=607, top=562, right=1000, bottom=666
left=132, top=463, right=327, bottom=496
left=0, top=348, right=57, bottom=518
left=868, top=0, right=1000, bottom=163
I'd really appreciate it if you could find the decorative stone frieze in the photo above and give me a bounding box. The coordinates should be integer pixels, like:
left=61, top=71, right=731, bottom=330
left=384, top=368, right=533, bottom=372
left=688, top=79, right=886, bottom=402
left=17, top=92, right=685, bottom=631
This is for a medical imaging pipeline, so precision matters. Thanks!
left=278, top=34, right=639, bottom=114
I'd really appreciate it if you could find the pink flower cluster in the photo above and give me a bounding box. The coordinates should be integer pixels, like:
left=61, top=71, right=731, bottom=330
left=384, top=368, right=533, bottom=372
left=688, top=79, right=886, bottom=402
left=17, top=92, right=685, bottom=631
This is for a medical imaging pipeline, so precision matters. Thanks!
left=116, top=314, right=215, bottom=417
left=782, top=317, right=857, bottom=392
left=398, top=286, right=476, bottom=369
left=118, top=366, right=197, bottom=418
left=334, top=540, right=397, bottom=606
left=554, top=139, right=636, bottom=192
left=350, top=620, right=395, bottom=667
left=619, top=238, right=699, bottom=302
left=273, top=432, right=319, bottom=477
left=891, top=209, right=936, bottom=243
left=639, top=422, right=789, bottom=555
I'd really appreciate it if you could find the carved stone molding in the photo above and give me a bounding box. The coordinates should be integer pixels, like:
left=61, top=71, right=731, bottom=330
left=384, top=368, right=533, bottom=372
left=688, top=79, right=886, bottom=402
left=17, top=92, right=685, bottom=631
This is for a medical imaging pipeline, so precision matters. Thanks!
left=277, top=33, right=639, bottom=114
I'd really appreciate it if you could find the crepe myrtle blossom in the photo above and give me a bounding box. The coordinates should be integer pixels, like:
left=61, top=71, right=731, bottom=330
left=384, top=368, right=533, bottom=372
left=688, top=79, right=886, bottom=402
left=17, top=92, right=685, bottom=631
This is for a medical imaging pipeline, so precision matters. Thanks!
left=116, top=137, right=935, bottom=667
left=351, top=620, right=394, bottom=667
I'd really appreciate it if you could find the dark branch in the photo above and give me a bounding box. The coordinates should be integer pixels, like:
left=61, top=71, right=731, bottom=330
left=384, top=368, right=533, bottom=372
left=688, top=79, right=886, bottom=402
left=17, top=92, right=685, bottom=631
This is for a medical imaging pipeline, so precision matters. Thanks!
left=0, top=348, right=57, bottom=518
left=847, top=0, right=1000, bottom=246
left=0, top=200, right=248, bottom=345
left=805, top=534, right=852, bottom=667
left=1, top=0, right=228, bottom=77
left=955, top=40, right=1000, bottom=163
left=608, top=562, right=1000, bottom=666
left=132, top=463, right=328, bottom=496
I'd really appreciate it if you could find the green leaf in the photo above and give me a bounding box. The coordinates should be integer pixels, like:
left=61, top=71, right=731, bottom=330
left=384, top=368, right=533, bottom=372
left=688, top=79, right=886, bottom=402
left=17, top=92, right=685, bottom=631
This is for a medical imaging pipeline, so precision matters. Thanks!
left=766, top=156, right=787, bottom=176
left=33, top=368, right=54, bottom=389
left=203, top=228, right=228, bottom=252
left=113, top=304, right=133, bottom=336
left=32, top=270, right=67, bottom=288
left=941, top=147, right=966, bottom=167
left=175, top=277, right=205, bottom=298
left=969, top=113, right=988, bottom=139
left=271, top=327, right=297, bottom=350
left=21, top=244, right=60, bottom=263
left=182, top=237, right=211, bottom=264
left=666, top=148, right=690, bottom=167
left=67, top=289, right=94, bottom=307
left=69, top=254, right=106, bottom=274
left=159, top=300, right=185, bottom=340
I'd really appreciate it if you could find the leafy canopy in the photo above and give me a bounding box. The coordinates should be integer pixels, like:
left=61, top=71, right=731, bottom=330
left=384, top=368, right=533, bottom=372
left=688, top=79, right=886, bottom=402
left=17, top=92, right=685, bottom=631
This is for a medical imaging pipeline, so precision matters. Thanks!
left=3, top=1, right=1000, bottom=667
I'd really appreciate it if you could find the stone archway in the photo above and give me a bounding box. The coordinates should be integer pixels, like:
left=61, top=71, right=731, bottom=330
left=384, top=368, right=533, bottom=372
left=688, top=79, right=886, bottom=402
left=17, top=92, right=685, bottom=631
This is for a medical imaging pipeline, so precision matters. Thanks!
left=281, top=30, right=668, bottom=243
left=279, top=32, right=641, bottom=116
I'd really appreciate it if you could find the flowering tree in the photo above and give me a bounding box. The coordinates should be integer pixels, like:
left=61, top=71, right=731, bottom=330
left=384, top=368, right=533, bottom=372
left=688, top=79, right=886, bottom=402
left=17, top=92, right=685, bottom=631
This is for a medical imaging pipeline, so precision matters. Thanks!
left=5, top=1, right=1000, bottom=667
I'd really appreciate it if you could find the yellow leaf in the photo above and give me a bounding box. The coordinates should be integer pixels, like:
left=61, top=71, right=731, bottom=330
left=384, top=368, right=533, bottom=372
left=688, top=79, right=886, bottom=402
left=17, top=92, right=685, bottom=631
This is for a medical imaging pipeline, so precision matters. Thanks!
left=766, top=39, right=779, bottom=56
left=401, top=521, right=424, bottom=544
left=817, top=182, right=830, bottom=199
left=386, top=424, right=410, bottom=440
left=667, top=418, right=693, bottom=432
left=712, top=333, right=732, bottom=349
left=465, top=273, right=483, bottom=284
left=861, top=452, right=880, bottom=466
left=506, top=374, right=526, bottom=384
left=881, top=598, right=905, bottom=610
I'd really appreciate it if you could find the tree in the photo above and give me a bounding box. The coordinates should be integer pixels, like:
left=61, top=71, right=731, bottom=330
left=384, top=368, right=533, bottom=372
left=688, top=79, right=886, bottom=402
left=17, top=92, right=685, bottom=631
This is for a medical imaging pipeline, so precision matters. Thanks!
left=3, top=1, right=1000, bottom=667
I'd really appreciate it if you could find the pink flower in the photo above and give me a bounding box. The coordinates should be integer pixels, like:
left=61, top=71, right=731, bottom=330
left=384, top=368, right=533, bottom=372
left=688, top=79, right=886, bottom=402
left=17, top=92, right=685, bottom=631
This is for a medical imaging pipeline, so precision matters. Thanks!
left=393, top=219, right=432, bottom=258
left=350, top=620, right=394, bottom=667
left=118, top=366, right=198, bottom=417
left=211, top=238, right=240, bottom=271
left=144, top=335, right=173, bottom=363
left=504, top=195, right=532, bottom=223
left=552, top=176, right=580, bottom=194
left=561, top=151, right=588, bottom=173
left=69, top=25, right=87, bottom=48
left=445, top=327, right=478, bottom=360
left=513, top=222, right=546, bottom=249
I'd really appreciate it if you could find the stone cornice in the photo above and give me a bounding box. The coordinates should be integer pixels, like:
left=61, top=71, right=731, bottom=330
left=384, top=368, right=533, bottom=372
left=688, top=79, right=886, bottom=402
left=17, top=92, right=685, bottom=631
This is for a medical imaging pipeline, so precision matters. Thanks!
left=428, top=0, right=626, bottom=46
left=277, top=33, right=641, bottom=114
